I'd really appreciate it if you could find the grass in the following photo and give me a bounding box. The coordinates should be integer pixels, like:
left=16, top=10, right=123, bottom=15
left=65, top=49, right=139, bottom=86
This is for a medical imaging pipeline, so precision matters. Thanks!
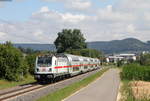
left=120, top=80, right=135, bottom=101
left=0, top=75, right=36, bottom=90
left=37, top=68, right=109, bottom=101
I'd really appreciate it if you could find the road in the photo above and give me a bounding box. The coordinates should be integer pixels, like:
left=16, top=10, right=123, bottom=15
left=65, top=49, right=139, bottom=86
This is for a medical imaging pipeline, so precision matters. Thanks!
left=64, top=69, right=120, bottom=101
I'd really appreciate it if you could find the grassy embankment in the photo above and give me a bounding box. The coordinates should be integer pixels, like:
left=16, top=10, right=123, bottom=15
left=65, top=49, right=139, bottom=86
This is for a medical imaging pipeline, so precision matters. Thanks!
left=37, top=68, right=109, bottom=101
left=119, top=64, right=150, bottom=101
left=0, top=75, right=35, bottom=90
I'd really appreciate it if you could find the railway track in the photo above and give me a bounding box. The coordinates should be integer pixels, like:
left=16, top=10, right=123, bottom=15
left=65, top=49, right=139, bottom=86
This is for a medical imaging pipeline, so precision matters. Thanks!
left=0, top=78, right=72, bottom=101
left=0, top=77, right=70, bottom=101
left=0, top=84, right=45, bottom=101
left=0, top=68, right=101, bottom=101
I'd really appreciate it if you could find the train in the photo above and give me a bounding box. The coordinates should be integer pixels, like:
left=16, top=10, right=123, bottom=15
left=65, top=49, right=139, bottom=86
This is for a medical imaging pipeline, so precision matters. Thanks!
left=34, top=53, right=101, bottom=82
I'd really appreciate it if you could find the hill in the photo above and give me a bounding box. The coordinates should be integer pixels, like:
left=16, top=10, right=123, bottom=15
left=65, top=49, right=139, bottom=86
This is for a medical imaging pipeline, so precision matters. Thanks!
left=13, top=44, right=55, bottom=51
left=13, top=38, right=150, bottom=54
left=87, top=38, right=150, bottom=54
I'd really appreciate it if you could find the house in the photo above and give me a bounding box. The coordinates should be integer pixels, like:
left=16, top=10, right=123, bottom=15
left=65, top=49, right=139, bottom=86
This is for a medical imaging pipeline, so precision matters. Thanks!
left=106, top=53, right=136, bottom=63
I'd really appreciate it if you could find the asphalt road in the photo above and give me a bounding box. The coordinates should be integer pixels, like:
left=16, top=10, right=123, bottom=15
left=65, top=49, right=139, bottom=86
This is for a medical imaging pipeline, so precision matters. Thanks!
left=64, top=69, right=120, bottom=101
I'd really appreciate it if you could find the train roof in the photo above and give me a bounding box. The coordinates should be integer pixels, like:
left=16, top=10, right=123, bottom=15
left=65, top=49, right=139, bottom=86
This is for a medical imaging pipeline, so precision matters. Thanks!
left=65, top=54, right=99, bottom=62
left=37, top=53, right=99, bottom=62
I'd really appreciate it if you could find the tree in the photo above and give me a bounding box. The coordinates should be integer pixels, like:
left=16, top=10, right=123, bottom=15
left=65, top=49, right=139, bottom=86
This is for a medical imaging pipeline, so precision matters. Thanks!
left=54, top=29, right=87, bottom=53
left=140, top=53, right=150, bottom=66
left=18, top=47, right=34, bottom=54
left=0, top=42, right=29, bottom=81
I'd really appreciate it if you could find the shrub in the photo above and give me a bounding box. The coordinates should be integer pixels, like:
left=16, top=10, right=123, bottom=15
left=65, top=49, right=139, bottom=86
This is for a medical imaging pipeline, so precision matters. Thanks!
left=121, top=63, right=150, bottom=81
left=26, top=54, right=36, bottom=75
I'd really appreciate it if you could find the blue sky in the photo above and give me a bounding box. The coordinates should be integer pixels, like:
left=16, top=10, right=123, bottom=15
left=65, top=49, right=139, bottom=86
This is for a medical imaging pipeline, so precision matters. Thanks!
left=0, top=0, right=118, bottom=21
left=0, top=0, right=149, bottom=43
left=0, top=0, right=63, bottom=21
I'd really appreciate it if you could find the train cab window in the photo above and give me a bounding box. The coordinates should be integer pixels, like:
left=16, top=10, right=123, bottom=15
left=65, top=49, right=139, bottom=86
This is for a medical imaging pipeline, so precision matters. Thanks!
left=37, top=57, right=52, bottom=67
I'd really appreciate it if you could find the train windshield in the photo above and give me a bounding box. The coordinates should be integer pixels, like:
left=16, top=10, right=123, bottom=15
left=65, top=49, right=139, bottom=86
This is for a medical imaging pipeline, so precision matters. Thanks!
left=37, top=57, right=52, bottom=67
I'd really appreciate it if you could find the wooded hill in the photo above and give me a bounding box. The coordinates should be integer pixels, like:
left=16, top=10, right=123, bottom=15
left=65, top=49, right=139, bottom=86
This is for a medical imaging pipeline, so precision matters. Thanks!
left=87, top=38, right=150, bottom=54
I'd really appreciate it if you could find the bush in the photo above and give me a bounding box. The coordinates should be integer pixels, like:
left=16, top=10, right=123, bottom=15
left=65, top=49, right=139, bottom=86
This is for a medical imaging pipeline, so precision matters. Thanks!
left=0, top=42, right=29, bottom=81
left=121, top=63, right=150, bottom=81
left=117, top=60, right=124, bottom=67
left=140, top=53, right=150, bottom=66
left=26, top=54, right=36, bottom=75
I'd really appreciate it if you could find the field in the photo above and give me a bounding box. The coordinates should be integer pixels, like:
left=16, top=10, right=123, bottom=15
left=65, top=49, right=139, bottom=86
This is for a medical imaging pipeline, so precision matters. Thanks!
left=131, top=81, right=150, bottom=100
left=121, top=64, right=150, bottom=81
left=119, top=64, right=150, bottom=101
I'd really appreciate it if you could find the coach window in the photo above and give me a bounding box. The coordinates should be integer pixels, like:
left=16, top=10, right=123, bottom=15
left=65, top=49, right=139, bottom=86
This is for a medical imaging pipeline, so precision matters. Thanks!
left=55, top=60, right=57, bottom=65
left=84, top=66, right=88, bottom=69
left=93, top=65, right=94, bottom=68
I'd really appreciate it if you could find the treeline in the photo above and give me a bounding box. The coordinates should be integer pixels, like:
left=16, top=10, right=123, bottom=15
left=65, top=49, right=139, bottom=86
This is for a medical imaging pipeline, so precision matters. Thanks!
left=65, top=48, right=102, bottom=58
left=0, top=42, right=36, bottom=81
left=18, top=46, right=41, bottom=54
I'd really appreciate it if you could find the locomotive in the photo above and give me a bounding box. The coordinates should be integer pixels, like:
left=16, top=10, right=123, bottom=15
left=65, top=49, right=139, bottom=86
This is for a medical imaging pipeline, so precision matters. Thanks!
left=34, top=54, right=100, bottom=82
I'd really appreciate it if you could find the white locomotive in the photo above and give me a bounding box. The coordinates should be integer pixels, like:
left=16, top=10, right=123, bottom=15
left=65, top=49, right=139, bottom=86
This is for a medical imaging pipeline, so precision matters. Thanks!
left=34, top=54, right=100, bottom=82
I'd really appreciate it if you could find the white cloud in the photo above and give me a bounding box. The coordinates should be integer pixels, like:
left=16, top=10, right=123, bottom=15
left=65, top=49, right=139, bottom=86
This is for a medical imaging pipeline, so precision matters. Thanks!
left=40, top=6, right=49, bottom=12
left=61, top=13, right=86, bottom=23
left=144, top=13, right=150, bottom=21
left=117, top=0, right=150, bottom=11
left=42, top=0, right=92, bottom=11
left=106, top=5, right=112, bottom=12
left=65, top=0, right=92, bottom=11
left=33, top=30, right=43, bottom=37
left=97, top=5, right=136, bottom=22
left=127, top=24, right=136, bottom=33
left=32, top=8, right=87, bottom=23
left=0, top=32, right=6, bottom=37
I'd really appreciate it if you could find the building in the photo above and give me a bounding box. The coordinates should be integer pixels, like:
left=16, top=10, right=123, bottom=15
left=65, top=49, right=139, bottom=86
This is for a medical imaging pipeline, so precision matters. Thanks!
left=106, top=53, right=136, bottom=63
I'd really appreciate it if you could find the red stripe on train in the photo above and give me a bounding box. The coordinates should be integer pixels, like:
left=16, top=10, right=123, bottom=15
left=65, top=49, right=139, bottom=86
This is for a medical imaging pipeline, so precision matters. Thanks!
left=54, top=64, right=97, bottom=69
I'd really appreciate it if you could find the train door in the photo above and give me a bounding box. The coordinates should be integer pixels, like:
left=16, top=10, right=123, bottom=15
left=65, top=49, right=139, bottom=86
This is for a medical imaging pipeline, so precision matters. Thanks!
left=55, top=59, right=58, bottom=73
left=67, top=60, right=70, bottom=73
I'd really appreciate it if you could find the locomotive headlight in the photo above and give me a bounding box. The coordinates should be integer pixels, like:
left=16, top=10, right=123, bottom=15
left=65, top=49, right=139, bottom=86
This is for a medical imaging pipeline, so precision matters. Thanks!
left=49, top=68, right=52, bottom=72
left=37, top=68, right=39, bottom=72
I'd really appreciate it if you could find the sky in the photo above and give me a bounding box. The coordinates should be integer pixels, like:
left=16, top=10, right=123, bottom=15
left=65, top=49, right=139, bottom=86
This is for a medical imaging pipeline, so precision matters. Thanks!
left=0, top=0, right=150, bottom=43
